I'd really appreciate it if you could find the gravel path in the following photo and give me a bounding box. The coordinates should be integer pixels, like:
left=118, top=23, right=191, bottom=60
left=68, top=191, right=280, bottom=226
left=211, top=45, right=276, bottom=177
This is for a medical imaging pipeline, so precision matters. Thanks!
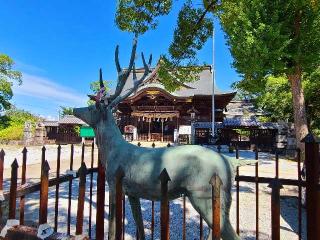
left=0, top=144, right=305, bottom=239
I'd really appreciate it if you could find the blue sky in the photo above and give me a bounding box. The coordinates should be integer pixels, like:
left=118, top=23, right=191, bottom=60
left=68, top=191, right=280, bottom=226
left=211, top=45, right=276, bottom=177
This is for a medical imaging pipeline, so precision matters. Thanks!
left=0, top=1, right=240, bottom=119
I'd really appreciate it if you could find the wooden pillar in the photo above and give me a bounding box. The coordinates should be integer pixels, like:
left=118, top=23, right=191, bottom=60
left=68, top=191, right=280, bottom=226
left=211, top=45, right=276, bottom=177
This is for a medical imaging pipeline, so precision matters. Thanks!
left=148, top=120, right=151, bottom=142
left=161, top=120, right=164, bottom=142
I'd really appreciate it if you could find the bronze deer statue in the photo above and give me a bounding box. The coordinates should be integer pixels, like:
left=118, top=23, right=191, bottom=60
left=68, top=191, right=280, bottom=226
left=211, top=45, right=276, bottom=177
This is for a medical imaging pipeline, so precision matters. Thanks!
left=74, top=37, right=249, bottom=240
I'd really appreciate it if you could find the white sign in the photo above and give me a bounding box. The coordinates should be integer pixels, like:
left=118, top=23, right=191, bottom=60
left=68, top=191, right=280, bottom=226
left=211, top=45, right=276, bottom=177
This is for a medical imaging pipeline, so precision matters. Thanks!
left=179, top=125, right=191, bottom=135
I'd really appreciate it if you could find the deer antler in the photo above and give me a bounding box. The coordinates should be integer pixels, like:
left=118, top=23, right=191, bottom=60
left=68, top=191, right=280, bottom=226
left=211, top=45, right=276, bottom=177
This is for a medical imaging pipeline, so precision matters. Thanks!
left=110, top=37, right=138, bottom=102
left=108, top=37, right=153, bottom=109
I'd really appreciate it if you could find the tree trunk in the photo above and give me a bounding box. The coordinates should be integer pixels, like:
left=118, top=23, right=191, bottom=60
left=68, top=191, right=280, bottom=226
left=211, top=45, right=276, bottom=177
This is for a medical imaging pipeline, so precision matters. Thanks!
left=287, top=65, right=309, bottom=154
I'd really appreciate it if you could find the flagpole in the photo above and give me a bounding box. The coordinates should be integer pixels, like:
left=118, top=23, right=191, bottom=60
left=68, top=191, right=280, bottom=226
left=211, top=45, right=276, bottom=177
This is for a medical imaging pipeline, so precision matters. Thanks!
left=212, top=21, right=215, bottom=138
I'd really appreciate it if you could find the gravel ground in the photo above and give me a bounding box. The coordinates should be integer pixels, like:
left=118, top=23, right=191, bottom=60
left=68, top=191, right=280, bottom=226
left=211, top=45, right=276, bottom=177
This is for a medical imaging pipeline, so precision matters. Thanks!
left=0, top=144, right=305, bottom=239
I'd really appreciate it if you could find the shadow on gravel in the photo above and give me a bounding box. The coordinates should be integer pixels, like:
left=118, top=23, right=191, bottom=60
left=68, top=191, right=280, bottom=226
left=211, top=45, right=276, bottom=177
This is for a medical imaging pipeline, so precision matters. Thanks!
left=280, top=196, right=306, bottom=240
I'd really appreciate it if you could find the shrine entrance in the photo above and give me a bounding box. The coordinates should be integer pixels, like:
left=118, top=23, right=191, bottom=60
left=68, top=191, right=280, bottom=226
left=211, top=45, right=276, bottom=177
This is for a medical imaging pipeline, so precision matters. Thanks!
left=132, top=110, right=179, bottom=142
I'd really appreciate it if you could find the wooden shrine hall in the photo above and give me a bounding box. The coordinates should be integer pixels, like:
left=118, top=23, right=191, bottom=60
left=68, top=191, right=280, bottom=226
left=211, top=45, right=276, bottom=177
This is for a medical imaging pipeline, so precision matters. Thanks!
left=115, top=65, right=236, bottom=142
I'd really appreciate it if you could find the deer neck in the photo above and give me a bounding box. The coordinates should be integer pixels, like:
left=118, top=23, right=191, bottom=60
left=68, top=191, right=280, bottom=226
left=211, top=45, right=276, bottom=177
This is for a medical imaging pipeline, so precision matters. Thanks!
left=95, top=109, right=126, bottom=165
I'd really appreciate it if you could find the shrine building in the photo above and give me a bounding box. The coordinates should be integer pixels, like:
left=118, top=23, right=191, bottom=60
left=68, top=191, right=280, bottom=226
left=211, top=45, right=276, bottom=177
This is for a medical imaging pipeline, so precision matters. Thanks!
left=116, top=65, right=236, bottom=142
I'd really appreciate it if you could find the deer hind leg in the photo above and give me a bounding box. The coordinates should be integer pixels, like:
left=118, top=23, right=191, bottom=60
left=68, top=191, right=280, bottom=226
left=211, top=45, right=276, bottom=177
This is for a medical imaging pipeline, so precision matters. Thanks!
left=128, top=196, right=146, bottom=240
left=187, top=193, right=240, bottom=240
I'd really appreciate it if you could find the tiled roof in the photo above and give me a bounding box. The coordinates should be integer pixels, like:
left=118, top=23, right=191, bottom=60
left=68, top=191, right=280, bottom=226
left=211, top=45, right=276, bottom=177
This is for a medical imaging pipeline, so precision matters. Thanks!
left=58, top=115, right=86, bottom=125
left=223, top=118, right=260, bottom=127
left=224, top=100, right=264, bottom=116
left=110, top=66, right=236, bottom=98
left=43, top=121, right=59, bottom=127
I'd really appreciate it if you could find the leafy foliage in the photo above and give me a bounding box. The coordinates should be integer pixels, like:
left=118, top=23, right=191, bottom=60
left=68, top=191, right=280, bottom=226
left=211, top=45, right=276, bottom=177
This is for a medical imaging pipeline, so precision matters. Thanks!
left=218, top=0, right=320, bottom=77
left=0, top=54, right=22, bottom=112
left=60, top=106, right=74, bottom=117
left=0, top=108, right=39, bottom=141
left=87, top=79, right=109, bottom=106
left=219, top=0, right=320, bottom=144
left=304, top=68, right=320, bottom=134
left=234, top=71, right=320, bottom=133
left=116, top=0, right=173, bottom=34
left=116, top=0, right=214, bottom=91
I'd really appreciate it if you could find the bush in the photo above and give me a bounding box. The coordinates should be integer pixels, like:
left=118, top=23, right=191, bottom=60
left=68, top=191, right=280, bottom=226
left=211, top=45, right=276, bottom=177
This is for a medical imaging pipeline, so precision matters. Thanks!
left=0, top=124, right=24, bottom=140
left=0, top=108, right=39, bottom=141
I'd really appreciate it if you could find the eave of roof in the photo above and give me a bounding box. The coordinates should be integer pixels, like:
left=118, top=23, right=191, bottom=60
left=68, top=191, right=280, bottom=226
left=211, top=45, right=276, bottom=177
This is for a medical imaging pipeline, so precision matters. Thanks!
left=58, top=115, right=86, bottom=125
left=110, top=64, right=236, bottom=98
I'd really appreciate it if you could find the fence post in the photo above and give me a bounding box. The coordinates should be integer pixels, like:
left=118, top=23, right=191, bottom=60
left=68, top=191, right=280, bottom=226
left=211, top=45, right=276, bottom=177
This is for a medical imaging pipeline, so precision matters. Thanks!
left=76, top=162, right=87, bottom=235
left=54, top=145, right=61, bottom=232
left=67, top=144, right=74, bottom=235
left=19, top=147, right=27, bottom=225
left=81, top=142, right=85, bottom=163
left=297, top=148, right=302, bottom=240
left=152, top=142, right=156, bottom=148
left=182, top=195, right=186, bottom=240
left=0, top=149, right=5, bottom=219
left=210, top=174, right=222, bottom=240
left=268, top=179, right=283, bottom=240
left=115, top=166, right=125, bottom=240
left=255, top=147, right=259, bottom=240
left=39, top=160, right=50, bottom=225
left=41, top=146, right=46, bottom=172
left=89, top=142, right=95, bottom=239
left=9, top=159, right=18, bottom=219
left=302, top=133, right=320, bottom=240
left=236, top=144, right=240, bottom=235
left=159, top=168, right=171, bottom=240
left=96, top=150, right=105, bottom=240
left=122, top=195, right=125, bottom=240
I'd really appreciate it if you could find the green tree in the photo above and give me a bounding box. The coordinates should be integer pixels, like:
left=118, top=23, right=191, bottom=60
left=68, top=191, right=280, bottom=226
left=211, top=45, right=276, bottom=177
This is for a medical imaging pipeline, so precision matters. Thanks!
left=59, top=106, right=74, bottom=117
left=254, top=76, right=293, bottom=122
left=0, top=107, right=38, bottom=141
left=87, top=79, right=109, bottom=106
left=234, top=70, right=320, bottom=135
left=218, top=0, right=320, bottom=148
left=115, top=0, right=320, bottom=149
left=304, top=67, right=320, bottom=135
left=116, top=0, right=214, bottom=91
left=0, top=54, right=22, bottom=112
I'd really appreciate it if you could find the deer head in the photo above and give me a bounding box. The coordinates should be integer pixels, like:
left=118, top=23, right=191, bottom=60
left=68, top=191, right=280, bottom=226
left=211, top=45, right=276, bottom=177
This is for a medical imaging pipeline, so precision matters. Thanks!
left=73, top=37, right=153, bottom=129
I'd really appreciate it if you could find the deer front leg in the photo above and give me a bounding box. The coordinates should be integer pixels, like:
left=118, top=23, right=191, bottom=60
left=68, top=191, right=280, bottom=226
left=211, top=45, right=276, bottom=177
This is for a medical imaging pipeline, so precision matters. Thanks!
left=128, top=196, right=146, bottom=240
left=108, top=187, right=116, bottom=240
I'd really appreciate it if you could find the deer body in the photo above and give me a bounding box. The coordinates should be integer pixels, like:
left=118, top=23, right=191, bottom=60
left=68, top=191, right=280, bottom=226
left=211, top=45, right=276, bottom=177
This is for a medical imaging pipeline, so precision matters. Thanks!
left=73, top=37, right=241, bottom=239
left=74, top=107, right=240, bottom=240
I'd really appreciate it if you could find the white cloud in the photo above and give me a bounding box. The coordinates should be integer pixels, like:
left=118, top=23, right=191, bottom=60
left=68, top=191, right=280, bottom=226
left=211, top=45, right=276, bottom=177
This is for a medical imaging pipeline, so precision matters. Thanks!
left=15, top=61, right=46, bottom=74
left=13, top=73, right=86, bottom=106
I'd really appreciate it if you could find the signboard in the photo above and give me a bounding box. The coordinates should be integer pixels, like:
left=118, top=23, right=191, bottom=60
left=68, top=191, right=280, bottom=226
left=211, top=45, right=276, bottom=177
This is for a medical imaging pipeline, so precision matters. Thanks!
left=80, top=126, right=95, bottom=138
left=179, top=125, right=191, bottom=135
left=124, top=125, right=135, bottom=134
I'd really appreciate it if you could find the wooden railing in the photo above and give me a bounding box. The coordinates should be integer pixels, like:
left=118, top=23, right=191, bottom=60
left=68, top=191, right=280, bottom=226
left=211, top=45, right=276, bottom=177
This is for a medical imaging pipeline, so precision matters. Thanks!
left=1, top=134, right=320, bottom=239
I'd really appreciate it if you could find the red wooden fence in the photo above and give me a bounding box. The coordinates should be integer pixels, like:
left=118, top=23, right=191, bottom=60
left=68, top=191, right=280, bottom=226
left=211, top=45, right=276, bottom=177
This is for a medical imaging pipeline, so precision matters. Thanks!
left=0, top=135, right=319, bottom=239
